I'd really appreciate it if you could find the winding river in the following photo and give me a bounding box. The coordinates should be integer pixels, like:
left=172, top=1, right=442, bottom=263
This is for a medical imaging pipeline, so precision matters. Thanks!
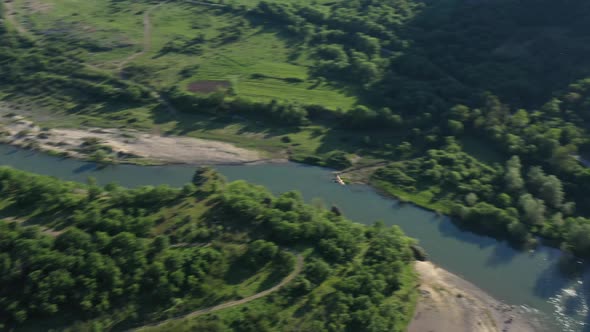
left=1, top=144, right=589, bottom=331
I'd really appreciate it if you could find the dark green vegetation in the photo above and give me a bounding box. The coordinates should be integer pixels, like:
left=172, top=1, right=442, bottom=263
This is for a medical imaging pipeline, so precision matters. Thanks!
left=3, top=0, right=590, bottom=254
left=0, top=166, right=416, bottom=331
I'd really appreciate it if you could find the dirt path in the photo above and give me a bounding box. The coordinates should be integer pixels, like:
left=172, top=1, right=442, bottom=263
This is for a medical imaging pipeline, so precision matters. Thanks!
left=117, top=2, right=165, bottom=72
left=408, top=261, right=543, bottom=332
left=149, top=90, right=178, bottom=115
left=114, top=0, right=228, bottom=75
left=113, top=1, right=179, bottom=116
left=4, top=0, right=30, bottom=36
left=335, top=161, right=389, bottom=183
left=134, top=254, right=304, bottom=331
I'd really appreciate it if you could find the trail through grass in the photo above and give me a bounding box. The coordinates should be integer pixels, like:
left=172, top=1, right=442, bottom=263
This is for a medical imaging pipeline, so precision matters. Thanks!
left=135, top=253, right=304, bottom=331
left=116, top=1, right=163, bottom=72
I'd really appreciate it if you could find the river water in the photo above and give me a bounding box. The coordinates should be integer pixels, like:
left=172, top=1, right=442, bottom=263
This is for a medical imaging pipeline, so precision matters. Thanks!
left=1, top=145, right=588, bottom=331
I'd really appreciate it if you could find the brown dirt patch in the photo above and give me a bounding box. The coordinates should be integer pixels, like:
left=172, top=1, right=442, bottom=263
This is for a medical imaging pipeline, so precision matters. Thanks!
left=187, top=80, right=231, bottom=94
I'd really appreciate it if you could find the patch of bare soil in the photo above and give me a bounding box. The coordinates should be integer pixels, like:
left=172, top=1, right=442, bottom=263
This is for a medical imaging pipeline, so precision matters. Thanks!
left=187, top=80, right=231, bottom=94
left=0, top=116, right=280, bottom=165
left=408, top=261, right=543, bottom=332
left=4, top=0, right=28, bottom=35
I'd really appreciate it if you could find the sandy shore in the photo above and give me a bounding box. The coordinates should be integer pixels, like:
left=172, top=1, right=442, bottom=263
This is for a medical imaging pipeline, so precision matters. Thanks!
left=409, top=261, right=542, bottom=332
left=0, top=115, right=283, bottom=165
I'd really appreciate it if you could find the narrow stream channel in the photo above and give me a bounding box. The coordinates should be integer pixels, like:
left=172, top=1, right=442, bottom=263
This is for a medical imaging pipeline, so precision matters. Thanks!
left=1, top=145, right=588, bottom=331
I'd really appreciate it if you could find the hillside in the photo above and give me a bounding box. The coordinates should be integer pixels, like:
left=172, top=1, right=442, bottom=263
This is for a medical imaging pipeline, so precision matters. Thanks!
left=0, top=166, right=417, bottom=331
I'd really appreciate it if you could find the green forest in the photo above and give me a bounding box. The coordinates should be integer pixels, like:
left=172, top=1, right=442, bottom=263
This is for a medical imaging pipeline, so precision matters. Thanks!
left=0, top=166, right=417, bottom=331
left=2, top=0, right=590, bottom=328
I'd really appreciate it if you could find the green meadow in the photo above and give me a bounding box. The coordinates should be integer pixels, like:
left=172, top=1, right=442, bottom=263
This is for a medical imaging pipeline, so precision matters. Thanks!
left=16, top=0, right=356, bottom=109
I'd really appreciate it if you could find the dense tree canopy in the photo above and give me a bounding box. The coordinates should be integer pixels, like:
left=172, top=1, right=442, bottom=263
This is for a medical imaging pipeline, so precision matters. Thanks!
left=0, top=167, right=417, bottom=331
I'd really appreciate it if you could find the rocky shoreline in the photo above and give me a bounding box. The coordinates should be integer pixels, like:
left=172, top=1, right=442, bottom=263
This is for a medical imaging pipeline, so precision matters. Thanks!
left=0, top=114, right=286, bottom=166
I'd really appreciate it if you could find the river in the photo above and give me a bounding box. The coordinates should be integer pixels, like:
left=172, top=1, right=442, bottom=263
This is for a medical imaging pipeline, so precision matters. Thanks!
left=1, top=144, right=588, bottom=332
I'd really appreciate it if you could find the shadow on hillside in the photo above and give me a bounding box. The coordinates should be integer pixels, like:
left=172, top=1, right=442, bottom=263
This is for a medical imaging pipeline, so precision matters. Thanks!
left=256, top=266, right=287, bottom=292
left=153, top=110, right=302, bottom=139
left=384, top=0, right=590, bottom=108
left=225, top=256, right=260, bottom=285
left=311, top=126, right=405, bottom=159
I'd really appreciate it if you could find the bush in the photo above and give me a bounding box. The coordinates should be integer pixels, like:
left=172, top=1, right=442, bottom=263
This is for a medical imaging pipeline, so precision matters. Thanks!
left=323, top=151, right=352, bottom=170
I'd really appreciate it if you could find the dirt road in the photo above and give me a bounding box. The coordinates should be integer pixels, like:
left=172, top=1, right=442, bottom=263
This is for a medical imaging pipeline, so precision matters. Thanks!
left=134, top=254, right=304, bottom=331
left=117, top=1, right=165, bottom=72
left=114, top=1, right=180, bottom=115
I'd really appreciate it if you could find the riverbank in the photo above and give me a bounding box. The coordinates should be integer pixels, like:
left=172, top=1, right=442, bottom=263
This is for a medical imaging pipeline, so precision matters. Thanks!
left=0, top=115, right=286, bottom=165
left=0, top=142, right=579, bottom=331
left=409, top=261, right=542, bottom=332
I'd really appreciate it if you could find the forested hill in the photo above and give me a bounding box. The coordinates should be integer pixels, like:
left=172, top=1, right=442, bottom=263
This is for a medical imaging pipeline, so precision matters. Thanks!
left=247, top=0, right=590, bottom=113
left=376, top=0, right=590, bottom=111
left=388, top=0, right=590, bottom=108
left=0, top=167, right=417, bottom=331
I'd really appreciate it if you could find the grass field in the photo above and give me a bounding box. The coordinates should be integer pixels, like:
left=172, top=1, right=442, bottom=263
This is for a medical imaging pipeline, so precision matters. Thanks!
left=16, top=0, right=357, bottom=109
